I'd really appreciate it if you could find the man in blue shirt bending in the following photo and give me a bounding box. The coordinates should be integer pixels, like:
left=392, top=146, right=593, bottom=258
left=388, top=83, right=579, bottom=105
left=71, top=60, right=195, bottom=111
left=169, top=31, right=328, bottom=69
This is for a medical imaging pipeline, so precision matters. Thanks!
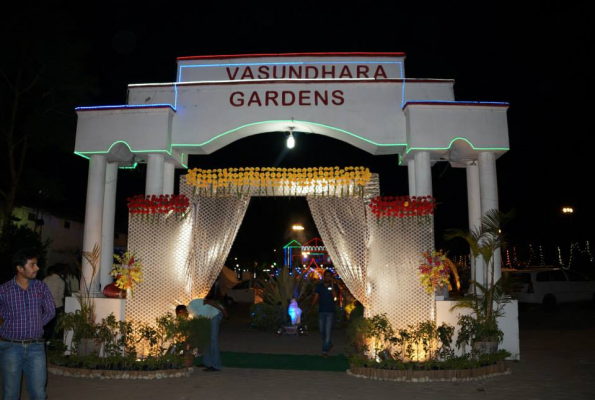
left=308, top=270, right=340, bottom=358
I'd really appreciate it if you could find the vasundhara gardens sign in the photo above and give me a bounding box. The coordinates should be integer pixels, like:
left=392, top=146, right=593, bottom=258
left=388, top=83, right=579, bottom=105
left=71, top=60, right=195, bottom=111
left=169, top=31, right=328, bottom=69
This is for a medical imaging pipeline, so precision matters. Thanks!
left=224, top=64, right=392, bottom=108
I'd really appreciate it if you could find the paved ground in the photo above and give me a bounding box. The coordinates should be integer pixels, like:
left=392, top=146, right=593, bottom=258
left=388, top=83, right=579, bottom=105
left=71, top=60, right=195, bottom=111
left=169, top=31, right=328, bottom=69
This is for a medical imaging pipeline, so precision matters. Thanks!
left=20, top=303, right=595, bottom=399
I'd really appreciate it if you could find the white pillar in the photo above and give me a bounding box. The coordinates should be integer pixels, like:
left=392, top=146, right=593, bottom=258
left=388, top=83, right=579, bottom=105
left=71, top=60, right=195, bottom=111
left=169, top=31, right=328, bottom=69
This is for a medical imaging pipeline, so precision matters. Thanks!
left=82, top=155, right=107, bottom=294
left=407, top=160, right=416, bottom=196
left=100, top=162, right=118, bottom=291
left=478, top=152, right=501, bottom=283
left=414, top=152, right=432, bottom=196
left=145, top=154, right=164, bottom=195
left=466, top=161, right=483, bottom=286
left=163, top=161, right=175, bottom=195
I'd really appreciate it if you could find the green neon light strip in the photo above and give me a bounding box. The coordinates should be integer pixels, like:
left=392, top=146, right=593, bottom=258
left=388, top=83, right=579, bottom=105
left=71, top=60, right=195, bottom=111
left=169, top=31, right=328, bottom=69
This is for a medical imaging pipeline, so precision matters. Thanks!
left=171, top=120, right=408, bottom=149
left=74, top=140, right=187, bottom=169
left=283, top=239, right=302, bottom=248
left=405, top=137, right=509, bottom=154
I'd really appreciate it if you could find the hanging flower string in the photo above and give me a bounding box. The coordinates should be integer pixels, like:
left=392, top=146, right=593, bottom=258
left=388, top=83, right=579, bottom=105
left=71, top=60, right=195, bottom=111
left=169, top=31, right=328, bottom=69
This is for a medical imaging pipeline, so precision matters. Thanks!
left=418, top=250, right=452, bottom=294
left=112, top=252, right=143, bottom=296
left=185, top=166, right=372, bottom=198
left=369, top=195, right=436, bottom=224
left=127, top=194, right=190, bottom=222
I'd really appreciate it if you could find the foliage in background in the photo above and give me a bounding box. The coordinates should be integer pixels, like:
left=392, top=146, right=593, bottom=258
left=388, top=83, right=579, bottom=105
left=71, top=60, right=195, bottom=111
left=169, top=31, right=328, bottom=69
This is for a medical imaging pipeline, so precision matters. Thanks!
left=0, top=221, right=50, bottom=282
left=257, top=266, right=317, bottom=314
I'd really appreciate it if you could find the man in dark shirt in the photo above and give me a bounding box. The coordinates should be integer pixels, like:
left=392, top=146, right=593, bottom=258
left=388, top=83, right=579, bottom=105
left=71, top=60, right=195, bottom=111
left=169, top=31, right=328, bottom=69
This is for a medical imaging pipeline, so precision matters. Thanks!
left=308, top=270, right=340, bottom=357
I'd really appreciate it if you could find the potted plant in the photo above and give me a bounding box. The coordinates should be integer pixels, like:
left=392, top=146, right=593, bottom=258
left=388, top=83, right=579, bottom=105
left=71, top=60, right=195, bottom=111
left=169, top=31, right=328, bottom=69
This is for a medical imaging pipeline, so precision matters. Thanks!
left=445, top=209, right=513, bottom=354
left=166, top=315, right=211, bottom=367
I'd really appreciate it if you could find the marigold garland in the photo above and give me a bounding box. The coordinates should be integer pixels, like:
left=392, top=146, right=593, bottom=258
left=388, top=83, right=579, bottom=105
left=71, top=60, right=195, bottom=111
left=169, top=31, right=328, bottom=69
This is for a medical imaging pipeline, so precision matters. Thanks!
left=419, top=250, right=452, bottom=294
left=112, top=252, right=143, bottom=296
left=185, top=166, right=372, bottom=198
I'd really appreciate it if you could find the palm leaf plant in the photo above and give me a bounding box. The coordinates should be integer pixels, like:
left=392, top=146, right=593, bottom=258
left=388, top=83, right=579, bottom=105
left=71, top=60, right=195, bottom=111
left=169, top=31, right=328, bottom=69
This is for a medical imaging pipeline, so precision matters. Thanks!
left=445, top=209, right=514, bottom=349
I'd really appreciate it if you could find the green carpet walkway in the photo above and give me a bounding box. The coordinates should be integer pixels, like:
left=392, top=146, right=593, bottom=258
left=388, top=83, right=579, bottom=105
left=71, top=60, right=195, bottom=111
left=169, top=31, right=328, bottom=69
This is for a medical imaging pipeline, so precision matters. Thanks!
left=196, top=352, right=349, bottom=372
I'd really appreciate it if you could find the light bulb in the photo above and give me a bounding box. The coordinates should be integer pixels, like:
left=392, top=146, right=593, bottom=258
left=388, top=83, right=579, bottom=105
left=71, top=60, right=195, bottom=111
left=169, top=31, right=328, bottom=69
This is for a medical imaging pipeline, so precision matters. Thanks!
left=287, top=132, right=295, bottom=149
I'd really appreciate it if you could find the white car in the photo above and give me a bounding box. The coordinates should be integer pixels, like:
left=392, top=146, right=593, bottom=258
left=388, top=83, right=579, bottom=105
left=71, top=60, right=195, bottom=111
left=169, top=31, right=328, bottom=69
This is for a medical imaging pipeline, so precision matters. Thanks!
left=504, top=267, right=595, bottom=309
left=224, top=280, right=263, bottom=305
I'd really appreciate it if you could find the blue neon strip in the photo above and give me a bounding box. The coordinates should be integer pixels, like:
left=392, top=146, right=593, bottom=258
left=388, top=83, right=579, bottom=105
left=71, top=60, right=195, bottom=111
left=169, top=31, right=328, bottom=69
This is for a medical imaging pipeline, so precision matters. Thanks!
left=402, top=100, right=509, bottom=108
left=75, top=104, right=177, bottom=111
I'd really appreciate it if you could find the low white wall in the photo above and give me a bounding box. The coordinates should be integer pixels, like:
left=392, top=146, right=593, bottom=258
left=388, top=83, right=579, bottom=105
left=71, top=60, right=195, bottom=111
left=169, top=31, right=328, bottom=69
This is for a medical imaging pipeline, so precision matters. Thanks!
left=435, top=299, right=520, bottom=359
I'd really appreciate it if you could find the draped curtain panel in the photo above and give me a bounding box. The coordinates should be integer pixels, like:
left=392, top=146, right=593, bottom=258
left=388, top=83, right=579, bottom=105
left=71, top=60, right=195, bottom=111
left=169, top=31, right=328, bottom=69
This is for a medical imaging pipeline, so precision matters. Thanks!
left=307, top=196, right=371, bottom=307
left=185, top=196, right=250, bottom=298
left=365, top=215, right=435, bottom=331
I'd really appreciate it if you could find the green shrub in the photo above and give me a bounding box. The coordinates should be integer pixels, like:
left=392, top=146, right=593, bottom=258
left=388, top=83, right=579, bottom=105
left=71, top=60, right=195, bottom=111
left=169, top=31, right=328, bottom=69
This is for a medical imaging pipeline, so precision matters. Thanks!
left=249, top=303, right=286, bottom=331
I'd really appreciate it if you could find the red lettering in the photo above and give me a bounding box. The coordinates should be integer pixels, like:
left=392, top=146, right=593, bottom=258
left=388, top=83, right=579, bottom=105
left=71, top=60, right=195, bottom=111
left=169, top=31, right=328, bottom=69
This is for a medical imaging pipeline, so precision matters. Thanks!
left=314, top=91, right=329, bottom=105
left=305, top=66, right=318, bottom=79
left=374, top=65, right=388, bottom=79
left=282, top=91, right=296, bottom=106
left=247, top=91, right=262, bottom=107
left=322, top=65, right=335, bottom=78
left=289, top=66, right=302, bottom=79
left=299, top=90, right=311, bottom=106
left=265, top=91, right=279, bottom=106
left=357, top=65, right=369, bottom=78
left=241, top=67, right=255, bottom=80
left=258, top=66, right=270, bottom=79
left=339, top=66, right=353, bottom=79
left=272, top=66, right=287, bottom=79
left=331, top=90, right=344, bottom=106
left=230, top=92, right=244, bottom=107
left=226, top=67, right=240, bottom=80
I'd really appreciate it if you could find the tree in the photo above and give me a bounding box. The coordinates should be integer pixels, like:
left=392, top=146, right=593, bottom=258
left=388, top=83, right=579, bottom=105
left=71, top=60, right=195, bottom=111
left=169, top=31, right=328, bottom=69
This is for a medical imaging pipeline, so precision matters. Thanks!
left=0, top=4, right=95, bottom=230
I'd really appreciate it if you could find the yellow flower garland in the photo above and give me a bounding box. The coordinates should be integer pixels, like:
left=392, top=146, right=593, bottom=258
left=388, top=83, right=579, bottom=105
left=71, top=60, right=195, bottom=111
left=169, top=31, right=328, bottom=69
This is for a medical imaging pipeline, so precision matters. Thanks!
left=112, top=252, right=143, bottom=296
left=186, top=166, right=372, bottom=198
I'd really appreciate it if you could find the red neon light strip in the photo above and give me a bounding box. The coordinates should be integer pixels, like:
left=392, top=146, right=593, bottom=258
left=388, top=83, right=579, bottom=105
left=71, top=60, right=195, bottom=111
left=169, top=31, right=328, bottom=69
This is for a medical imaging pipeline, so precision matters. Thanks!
left=177, top=52, right=406, bottom=61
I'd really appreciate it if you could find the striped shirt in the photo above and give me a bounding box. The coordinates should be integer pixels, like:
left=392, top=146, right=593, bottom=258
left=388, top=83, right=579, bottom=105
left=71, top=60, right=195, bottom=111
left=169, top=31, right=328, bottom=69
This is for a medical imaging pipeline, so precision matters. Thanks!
left=0, top=277, right=55, bottom=340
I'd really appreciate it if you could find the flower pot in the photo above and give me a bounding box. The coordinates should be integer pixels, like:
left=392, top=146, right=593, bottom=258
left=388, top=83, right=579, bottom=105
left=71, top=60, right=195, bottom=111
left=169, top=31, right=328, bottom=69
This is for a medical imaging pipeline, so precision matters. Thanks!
left=77, top=338, right=101, bottom=357
left=473, top=340, right=498, bottom=355
left=183, top=354, right=195, bottom=367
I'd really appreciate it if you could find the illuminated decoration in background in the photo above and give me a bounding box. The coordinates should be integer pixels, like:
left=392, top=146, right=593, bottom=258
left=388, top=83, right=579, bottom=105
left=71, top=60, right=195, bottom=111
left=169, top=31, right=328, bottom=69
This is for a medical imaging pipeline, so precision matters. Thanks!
left=284, top=240, right=302, bottom=270
left=539, top=246, right=545, bottom=266
left=528, top=244, right=535, bottom=266
left=185, top=166, right=372, bottom=198
left=587, top=241, right=594, bottom=262
left=369, top=196, right=436, bottom=223
left=127, top=194, right=190, bottom=221
left=513, top=247, right=518, bottom=265
left=292, top=225, right=304, bottom=231
left=288, top=299, right=302, bottom=326
left=506, top=250, right=511, bottom=267
left=301, top=237, right=331, bottom=268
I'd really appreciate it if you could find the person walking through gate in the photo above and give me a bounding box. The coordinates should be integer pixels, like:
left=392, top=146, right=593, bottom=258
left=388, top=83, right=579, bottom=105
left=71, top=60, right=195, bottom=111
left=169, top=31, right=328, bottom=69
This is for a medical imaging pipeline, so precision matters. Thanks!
left=308, top=270, right=341, bottom=358
left=0, top=249, right=55, bottom=400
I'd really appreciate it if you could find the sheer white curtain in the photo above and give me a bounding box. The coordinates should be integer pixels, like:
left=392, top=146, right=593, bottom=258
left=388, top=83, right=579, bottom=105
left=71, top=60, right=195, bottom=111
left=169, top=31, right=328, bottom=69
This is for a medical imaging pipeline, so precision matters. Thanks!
left=307, top=196, right=370, bottom=306
left=185, top=196, right=250, bottom=298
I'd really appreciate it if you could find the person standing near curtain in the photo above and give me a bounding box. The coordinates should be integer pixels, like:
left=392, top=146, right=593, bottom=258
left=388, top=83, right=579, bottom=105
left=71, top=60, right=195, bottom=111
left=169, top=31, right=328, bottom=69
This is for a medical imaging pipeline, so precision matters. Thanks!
left=188, top=291, right=228, bottom=372
left=308, top=270, right=341, bottom=358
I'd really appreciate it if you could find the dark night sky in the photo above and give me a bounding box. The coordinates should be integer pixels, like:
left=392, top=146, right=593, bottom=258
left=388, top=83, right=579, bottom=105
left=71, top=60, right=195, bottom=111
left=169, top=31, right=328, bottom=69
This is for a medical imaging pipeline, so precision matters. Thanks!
left=3, top=1, right=591, bottom=267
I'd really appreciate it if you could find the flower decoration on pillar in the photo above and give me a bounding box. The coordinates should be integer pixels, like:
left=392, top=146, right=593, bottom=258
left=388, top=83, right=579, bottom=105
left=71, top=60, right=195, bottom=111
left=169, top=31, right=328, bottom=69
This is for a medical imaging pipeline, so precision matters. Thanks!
left=185, top=166, right=372, bottom=198
left=368, top=195, right=436, bottom=224
left=418, top=250, right=452, bottom=294
left=127, top=194, right=190, bottom=222
left=111, top=251, right=143, bottom=296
